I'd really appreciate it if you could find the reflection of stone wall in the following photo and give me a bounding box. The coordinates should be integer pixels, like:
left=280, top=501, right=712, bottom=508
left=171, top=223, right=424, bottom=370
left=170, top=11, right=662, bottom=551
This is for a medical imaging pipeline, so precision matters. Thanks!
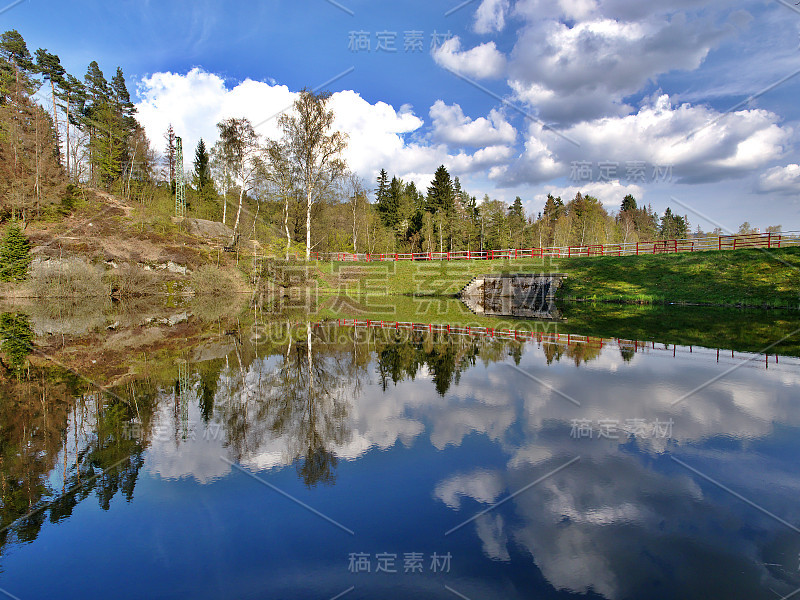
left=460, top=274, right=566, bottom=319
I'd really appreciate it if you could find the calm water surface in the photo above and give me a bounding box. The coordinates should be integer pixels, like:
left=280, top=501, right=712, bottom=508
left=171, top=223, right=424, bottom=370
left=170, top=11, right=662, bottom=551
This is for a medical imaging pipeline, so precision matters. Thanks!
left=1, top=306, right=800, bottom=599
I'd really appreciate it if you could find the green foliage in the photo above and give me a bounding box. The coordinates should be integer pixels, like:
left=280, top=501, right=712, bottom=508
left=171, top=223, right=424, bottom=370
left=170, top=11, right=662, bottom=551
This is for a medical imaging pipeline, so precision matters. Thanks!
left=660, top=207, right=689, bottom=239
left=0, top=311, right=33, bottom=372
left=620, top=194, right=637, bottom=212
left=193, top=138, right=214, bottom=197
left=426, top=164, right=454, bottom=214
left=0, top=221, right=31, bottom=281
left=59, top=183, right=82, bottom=214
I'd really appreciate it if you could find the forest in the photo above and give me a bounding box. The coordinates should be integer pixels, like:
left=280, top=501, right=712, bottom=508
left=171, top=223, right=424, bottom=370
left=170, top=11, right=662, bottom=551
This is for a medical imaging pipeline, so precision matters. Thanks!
left=0, top=29, right=781, bottom=262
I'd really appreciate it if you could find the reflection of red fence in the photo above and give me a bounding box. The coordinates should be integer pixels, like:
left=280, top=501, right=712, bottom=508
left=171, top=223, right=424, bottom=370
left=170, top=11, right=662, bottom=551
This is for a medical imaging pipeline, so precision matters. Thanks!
left=325, top=319, right=796, bottom=370
left=310, top=231, right=799, bottom=262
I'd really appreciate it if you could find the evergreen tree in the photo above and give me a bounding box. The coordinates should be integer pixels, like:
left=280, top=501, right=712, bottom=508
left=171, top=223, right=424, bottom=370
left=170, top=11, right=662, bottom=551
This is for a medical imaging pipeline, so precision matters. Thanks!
left=620, top=194, right=637, bottom=212
left=508, top=196, right=525, bottom=247
left=0, top=29, right=37, bottom=98
left=82, top=61, right=124, bottom=188
left=34, top=48, right=65, bottom=165
left=375, top=169, right=397, bottom=228
left=193, top=138, right=213, bottom=198
left=0, top=312, right=33, bottom=374
left=0, top=222, right=31, bottom=281
left=509, top=196, right=524, bottom=220
left=110, top=67, right=136, bottom=131
left=56, top=73, right=85, bottom=180
left=426, top=165, right=454, bottom=214
left=659, top=207, right=688, bottom=239
left=375, top=168, right=388, bottom=201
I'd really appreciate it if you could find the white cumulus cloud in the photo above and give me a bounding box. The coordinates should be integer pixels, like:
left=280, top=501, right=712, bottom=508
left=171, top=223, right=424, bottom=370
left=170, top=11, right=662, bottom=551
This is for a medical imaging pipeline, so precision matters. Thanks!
left=429, top=100, right=516, bottom=147
left=758, top=164, right=800, bottom=195
left=499, top=94, right=791, bottom=186
left=432, top=37, right=506, bottom=80
left=474, top=0, right=510, bottom=34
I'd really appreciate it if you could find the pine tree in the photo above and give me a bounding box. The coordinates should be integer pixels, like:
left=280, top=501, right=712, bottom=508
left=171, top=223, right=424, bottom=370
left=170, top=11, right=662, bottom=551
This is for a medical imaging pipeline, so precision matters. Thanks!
left=193, top=138, right=215, bottom=203
left=83, top=61, right=124, bottom=187
left=193, top=138, right=212, bottom=189
left=0, top=311, right=34, bottom=373
left=375, top=168, right=388, bottom=200
left=508, top=196, right=525, bottom=247
left=0, top=222, right=31, bottom=281
left=426, top=165, right=454, bottom=214
left=509, top=196, right=524, bottom=220
left=0, top=30, right=37, bottom=98
left=375, top=168, right=396, bottom=227
left=34, top=48, right=65, bottom=165
left=659, top=207, right=688, bottom=239
left=620, top=194, right=637, bottom=212
left=164, top=124, right=176, bottom=190
left=56, top=73, right=84, bottom=180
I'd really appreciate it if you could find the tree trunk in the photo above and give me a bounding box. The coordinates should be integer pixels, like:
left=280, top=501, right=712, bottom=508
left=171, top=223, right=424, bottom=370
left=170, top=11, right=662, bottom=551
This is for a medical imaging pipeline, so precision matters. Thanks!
left=222, top=182, right=227, bottom=225
left=65, top=93, right=70, bottom=181
left=50, top=80, right=60, bottom=166
left=352, top=202, right=357, bottom=255
left=127, top=143, right=137, bottom=200
left=305, top=188, right=312, bottom=261
left=233, top=186, right=244, bottom=234
left=285, top=194, right=291, bottom=260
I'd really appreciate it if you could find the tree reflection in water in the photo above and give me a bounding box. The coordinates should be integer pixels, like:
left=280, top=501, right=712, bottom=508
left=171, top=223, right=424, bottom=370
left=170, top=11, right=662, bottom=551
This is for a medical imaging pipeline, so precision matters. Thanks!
left=0, top=311, right=775, bottom=558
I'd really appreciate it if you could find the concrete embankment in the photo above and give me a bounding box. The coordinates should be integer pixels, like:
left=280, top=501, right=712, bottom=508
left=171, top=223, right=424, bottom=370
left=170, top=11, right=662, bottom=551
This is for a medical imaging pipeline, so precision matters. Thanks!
left=459, top=274, right=567, bottom=319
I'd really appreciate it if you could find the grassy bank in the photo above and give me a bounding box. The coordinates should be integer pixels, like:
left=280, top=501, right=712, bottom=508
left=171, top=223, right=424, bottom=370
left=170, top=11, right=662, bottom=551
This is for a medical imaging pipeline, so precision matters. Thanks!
left=314, top=294, right=800, bottom=357
left=313, top=247, right=800, bottom=308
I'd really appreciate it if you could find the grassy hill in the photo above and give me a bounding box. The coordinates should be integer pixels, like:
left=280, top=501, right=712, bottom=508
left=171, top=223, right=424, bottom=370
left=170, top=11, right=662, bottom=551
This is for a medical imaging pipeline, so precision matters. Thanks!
left=314, top=247, right=800, bottom=309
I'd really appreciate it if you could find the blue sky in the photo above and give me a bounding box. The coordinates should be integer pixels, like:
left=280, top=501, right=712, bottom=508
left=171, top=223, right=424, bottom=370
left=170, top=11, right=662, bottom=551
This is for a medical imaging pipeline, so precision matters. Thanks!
left=10, top=0, right=800, bottom=229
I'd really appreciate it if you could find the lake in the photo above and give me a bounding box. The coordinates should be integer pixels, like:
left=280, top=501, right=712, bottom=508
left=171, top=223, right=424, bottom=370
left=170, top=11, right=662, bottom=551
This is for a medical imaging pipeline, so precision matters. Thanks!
left=1, top=298, right=799, bottom=599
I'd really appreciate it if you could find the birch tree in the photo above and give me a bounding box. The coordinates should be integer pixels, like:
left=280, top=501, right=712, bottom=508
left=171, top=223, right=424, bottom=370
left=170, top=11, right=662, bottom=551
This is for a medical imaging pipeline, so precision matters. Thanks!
left=266, top=140, right=296, bottom=259
left=278, top=90, right=347, bottom=260
left=346, top=173, right=368, bottom=254
left=215, top=117, right=263, bottom=236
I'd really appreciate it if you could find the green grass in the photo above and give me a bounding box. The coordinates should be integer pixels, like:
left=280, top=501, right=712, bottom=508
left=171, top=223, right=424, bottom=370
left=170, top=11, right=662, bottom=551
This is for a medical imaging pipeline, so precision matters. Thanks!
left=313, top=294, right=800, bottom=357
left=311, top=247, right=800, bottom=309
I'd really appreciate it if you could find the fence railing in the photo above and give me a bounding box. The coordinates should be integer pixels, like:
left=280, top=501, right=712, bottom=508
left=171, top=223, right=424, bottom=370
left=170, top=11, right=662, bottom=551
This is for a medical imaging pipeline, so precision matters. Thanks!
left=305, top=231, right=799, bottom=262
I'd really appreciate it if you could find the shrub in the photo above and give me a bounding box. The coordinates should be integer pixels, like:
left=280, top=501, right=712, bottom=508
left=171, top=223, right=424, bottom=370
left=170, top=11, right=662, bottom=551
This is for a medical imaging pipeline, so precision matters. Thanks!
left=107, top=263, right=164, bottom=297
left=0, top=312, right=34, bottom=372
left=29, top=258, right=109, bottom=298
left=0, top=222, right=32, bottom=282
left=59, top=184, right=82, bottom=215
left=190, top=264, right=244, bottom=296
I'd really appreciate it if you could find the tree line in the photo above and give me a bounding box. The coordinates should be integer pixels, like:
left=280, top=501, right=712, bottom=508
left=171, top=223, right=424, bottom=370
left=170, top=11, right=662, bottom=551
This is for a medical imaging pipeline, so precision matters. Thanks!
left=0, top=29, right=157, bottom=221
left=0, top=28, right=782, bottom=259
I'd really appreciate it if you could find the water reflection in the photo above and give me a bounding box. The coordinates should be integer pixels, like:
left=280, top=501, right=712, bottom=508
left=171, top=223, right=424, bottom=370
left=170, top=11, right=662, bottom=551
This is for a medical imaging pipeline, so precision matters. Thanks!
left=1, top=308, right=800, bottom=599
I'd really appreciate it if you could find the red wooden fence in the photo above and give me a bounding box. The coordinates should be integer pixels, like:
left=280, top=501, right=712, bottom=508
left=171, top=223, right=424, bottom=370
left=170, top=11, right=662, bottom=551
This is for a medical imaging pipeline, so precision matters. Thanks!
left=304, top=231, right=798, bottom=262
